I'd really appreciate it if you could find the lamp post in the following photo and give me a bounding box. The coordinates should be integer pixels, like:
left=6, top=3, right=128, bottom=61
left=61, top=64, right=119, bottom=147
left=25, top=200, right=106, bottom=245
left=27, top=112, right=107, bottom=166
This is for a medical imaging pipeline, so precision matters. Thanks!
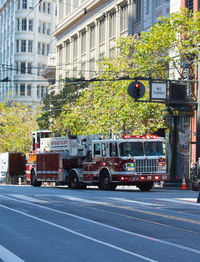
left=196, top=45, right=200, bottom=161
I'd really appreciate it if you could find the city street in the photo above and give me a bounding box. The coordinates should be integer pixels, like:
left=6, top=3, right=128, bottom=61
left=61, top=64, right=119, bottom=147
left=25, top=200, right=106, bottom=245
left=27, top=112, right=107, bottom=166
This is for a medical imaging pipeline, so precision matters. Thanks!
left=0, top=185, right=200, bottom=262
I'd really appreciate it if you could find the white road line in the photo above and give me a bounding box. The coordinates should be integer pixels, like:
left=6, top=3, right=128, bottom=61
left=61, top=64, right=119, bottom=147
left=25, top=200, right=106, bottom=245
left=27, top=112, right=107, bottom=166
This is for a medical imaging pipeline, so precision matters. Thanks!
left=0, top=203, right=157, bottom=262
left=1, top=195, right=200, bottom=256
left=159, top=198, right=200, bottom=206
left=8, top=194, right=49, bottom=204
left=55, top=195, right=108, bottom=205
left=108, top=197, right=164, bottom=206
left=0, top=245, right=24, bottom=262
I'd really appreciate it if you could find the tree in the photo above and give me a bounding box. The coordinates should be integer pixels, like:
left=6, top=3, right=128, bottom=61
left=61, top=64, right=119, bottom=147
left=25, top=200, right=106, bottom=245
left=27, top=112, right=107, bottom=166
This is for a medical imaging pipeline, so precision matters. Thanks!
left=0, top=102, right=38, bottom=152
left=54, top=8, right=199, bottom=136
left=37, top=78, right=87, bottom=136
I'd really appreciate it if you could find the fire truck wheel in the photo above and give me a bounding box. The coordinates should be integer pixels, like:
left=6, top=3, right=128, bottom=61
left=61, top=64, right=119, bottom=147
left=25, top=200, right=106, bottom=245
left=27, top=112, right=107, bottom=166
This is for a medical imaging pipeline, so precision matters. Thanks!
left=138, top=182, right=153, bottom=192
left=30, top=170, right=42, bottom=187
left=68, top=171, right=80, bottom=189
left=99, top=170, right=115, bottom=190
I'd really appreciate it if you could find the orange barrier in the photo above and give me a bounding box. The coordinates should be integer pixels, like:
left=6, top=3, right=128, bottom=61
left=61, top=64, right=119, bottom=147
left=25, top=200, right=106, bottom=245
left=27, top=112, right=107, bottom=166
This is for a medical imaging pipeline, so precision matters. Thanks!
left=181, top=176, right=187, bottom=190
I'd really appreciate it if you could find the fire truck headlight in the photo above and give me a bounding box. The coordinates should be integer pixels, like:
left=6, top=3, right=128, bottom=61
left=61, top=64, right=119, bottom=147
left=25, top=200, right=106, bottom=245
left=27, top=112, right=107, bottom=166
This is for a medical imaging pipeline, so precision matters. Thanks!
left=124, top=163, right=135, bottom=172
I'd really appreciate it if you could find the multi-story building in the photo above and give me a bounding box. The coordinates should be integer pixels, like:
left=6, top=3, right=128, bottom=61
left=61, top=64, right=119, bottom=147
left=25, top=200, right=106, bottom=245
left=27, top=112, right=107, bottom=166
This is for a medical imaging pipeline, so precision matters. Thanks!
left=53, top=0, right=170, bottom=93
left=0, top=0, right=56, bottom=108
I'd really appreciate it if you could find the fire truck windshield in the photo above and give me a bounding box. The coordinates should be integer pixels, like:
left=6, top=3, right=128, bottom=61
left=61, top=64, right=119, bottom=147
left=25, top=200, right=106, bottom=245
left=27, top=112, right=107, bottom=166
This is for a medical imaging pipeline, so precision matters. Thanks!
left=119, top=141, right=163, bottom=157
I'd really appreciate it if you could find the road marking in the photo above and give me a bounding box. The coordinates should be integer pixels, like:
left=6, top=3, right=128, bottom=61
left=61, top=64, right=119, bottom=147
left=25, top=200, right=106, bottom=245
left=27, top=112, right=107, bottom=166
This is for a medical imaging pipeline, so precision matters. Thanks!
left=177, top=198, right=198, bottom=203
left=8, top=194, right=49, bottom=204
left=159, top=198, right=200, bottom=206
left=0, top=245, right=24, bottom=262
left=1, top=195, right=200, bottom=256
left=108, top=197, right=164, bottom=206
left=55, top=195, right=110, bottom=205
left=0, top=203, right=157, bottom=262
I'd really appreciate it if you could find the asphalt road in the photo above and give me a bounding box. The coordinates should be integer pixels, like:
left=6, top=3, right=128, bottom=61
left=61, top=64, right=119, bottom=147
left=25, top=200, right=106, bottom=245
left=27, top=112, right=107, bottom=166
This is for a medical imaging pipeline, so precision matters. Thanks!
left=0, top=185, right=200, bottom=262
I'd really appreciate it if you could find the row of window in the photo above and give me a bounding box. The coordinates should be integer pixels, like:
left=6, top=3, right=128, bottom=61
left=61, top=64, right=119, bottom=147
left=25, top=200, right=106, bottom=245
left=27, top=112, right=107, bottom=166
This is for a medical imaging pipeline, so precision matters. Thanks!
left=15, top=62, right=46, bottom=75
left=16, top=18, right=33, bottom=31
left=15, top=40, right=50, bottom=56
left=17, top=0, right=51, bottom=14
left=38, top=21, right=51, bottom=35
left=15, top=84, right=48, bottom=98
left=63, top=7, right=127, bottom=62
left=16, top=40, right=33, bottom=53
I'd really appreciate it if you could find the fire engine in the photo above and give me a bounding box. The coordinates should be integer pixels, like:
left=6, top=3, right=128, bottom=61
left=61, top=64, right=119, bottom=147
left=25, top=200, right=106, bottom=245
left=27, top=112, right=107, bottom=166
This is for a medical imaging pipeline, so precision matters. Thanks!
left=26, top=130, right=170, bottom=191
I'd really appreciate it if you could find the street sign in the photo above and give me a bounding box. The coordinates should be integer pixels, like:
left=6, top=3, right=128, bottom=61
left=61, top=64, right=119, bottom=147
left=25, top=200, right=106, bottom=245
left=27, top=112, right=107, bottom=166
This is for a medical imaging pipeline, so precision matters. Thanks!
left=151, top=82, right=167, bottom=100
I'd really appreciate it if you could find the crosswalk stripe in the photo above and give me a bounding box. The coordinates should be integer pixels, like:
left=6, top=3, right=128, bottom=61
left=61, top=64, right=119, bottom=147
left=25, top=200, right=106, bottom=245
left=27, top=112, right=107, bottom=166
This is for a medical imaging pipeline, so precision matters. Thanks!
left=159, top=198, right=199, bottom=206
left=8, top=194, right=49, bottom=204
left=108, top=197, right=164, bottom=206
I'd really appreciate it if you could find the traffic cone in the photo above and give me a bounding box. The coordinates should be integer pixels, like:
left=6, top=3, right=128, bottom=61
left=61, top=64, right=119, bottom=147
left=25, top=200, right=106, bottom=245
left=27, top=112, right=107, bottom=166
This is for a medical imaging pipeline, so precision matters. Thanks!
left=181, top=176, right=187, bottom=190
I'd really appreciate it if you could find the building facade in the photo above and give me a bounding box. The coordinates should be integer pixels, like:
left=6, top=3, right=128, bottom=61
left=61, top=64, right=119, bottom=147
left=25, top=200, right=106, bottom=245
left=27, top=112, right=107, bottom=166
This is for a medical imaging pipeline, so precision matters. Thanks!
left=0, top=0, right=56, bottom=108
left=54, top=0, right=170, bottom=92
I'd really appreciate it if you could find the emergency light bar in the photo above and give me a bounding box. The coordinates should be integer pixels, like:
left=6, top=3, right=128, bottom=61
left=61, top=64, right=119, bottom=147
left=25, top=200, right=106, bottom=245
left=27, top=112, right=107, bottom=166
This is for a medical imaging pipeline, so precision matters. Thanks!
left=122, top=135, right=158, bottom=139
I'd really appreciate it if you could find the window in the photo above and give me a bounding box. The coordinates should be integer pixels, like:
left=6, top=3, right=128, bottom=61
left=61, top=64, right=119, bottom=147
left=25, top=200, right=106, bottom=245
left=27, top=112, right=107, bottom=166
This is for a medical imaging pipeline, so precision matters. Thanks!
left=28, top=63, right=32, bottom=74
left=41, top=86, right=45, bottom=97
left=47, top=2, right=51, bottom=14
left=38, top=42, right=41, bottom=55
left=99, top=52, right=105, bottom=73
left=21, top=40, right=26, bottom=52
left=38, top=21, right=41, bottom=33
left=73, top=37, right=78, bottom=58
left=42, top=43, right=45, bottom=55
left=81, top=31, right=86, bottom=54
left=43, top=2, right=46, bottom=12
left=27, top=85, right=31, bottom=96
left=109, top=12, right=116, bottom=38
left=22, top=19, right=27, bottom=31
left=102, top=143, right=106, bottom=157
left=37, top=85, right=40, bottom=97
left=99, top=19, right=105, bottom=44
left=109, top=47, right=115, bottom=58
left=15, top=84, right=18, bottom=96
left=90, top=25, right=95, bottom=49
left=66, top=42, right=70, bottom=63
left=28, top=40, right=33, bottom=53
left=29, top=19, right=33, bottom=31
left=16, top=40, right=19, bottom=52
left=39, top=2, right=42, bottom=11
left=81, top=61, right=86, bottom=77
left=17, top=19, right=20, bottom=31
left=21, top=62, right=26, bottom=74
left=42, top=22, right=46, bottom=34
left=20, top=84, right=25, bottom=96
left=109, top=143, right=118, bottom=157
left=22, top=0, right=27, bottom=9
left=94, top=143, right=101, bottom=156
left=146, top=0, right=149, bottom=14
left=89, top=58, right=95, bottom=78
left=47, top=23, right=50, bottom=35
left=47, top=44, right=50, bottom=56
left=120, top=5, right=128, bottom=32
left=135, top=0, right=141, bottom=23
left=17, top=0, right=20, bottom=9
left=15, top=62, right=19, bottom=74
left=66, top=0, right=71, bottom=14
left=185, top=0, right=193, bottom=12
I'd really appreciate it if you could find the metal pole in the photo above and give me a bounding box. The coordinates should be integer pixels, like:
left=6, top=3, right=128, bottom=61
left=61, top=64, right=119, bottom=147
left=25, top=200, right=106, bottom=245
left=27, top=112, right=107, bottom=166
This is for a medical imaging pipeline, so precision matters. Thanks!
left=196, top=45, right=200, bottom=161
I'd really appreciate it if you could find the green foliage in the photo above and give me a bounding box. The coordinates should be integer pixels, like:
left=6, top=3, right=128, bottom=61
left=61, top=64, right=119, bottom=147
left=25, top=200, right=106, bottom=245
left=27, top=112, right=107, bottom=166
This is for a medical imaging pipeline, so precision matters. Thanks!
left=37, top=78, right=87, bottom=135
left=0, top=102, right=38, bottom=153
left=44, top=8, right=199, bottom=136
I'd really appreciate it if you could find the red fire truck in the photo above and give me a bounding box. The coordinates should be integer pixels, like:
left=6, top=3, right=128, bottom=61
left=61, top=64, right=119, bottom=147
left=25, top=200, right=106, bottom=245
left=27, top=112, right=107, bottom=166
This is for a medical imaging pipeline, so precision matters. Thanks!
left=26, top=130, right=170, bottom=191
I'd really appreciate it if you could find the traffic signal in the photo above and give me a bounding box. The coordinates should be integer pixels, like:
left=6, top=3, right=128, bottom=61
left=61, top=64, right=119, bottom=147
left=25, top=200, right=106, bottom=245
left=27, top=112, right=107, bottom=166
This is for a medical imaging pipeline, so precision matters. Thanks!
left=127, top=81, right=145, bottom=100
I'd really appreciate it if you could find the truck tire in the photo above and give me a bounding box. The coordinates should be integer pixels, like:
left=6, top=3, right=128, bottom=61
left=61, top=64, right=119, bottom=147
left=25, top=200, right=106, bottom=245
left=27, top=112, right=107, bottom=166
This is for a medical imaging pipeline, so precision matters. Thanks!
left=68, top=171, right=80, bottom=189
left=30, top=170, right=42, bottom=187
left=99, top=170, right=116, bottom=190
left=138, top=182, right=153, bottom=192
